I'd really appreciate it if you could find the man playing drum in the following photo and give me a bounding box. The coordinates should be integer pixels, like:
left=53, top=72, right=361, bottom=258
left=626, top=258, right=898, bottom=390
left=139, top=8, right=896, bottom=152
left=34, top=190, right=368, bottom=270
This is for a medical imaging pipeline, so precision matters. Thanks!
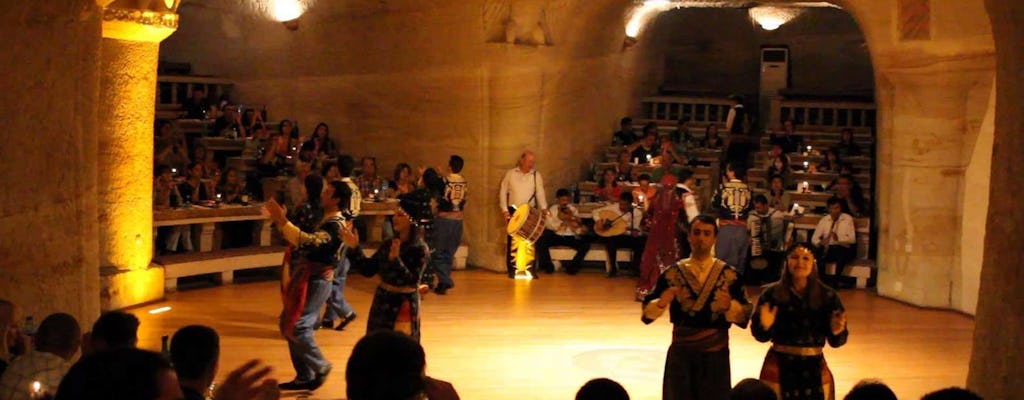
left=499, top=151, right=549, bottom=279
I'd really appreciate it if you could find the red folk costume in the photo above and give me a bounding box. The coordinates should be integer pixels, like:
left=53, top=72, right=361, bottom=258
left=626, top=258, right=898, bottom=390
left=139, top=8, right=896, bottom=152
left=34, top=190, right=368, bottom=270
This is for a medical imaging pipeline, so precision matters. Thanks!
left=636, top=180, right=685, bottom=300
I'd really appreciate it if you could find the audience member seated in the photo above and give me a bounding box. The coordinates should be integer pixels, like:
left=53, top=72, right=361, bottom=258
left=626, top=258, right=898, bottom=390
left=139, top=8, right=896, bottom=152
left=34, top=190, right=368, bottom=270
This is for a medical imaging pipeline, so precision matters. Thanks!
left=612, top=117, right=640, bottom=146
left=843, top=380, right=898, bottom=400
left=154, top=165, right=192, bottom=254
left=390, top=163, right=417, bottom=197
left=181, top=88, right=210, bottom=119
left=154, top=120, right=190, bottom=173
left=258, top=131, right=290, bottom=178
left=535, top=189, right=590, bottom=275
left=576, top=378, right=630, bottom=400
left=670, top=118, right=693, bottom=146
left=216, top=167, right=246, bottom=204
left=0, top=300, right=28, bottom=379
left=0, top=313, right=80, bottom=399
left=83, top=311, right=138, bottom=356
left=595, top=168, right=622, bottom=203
left=323, top=161, right=342, bottom=182
left=629, top=132, right=659, bottom=164
left=615, top=150, right=635, bottom=182
left=346, top=330, right=460, bottom=400
left=240, top=108, right=266, bottom=139
left=287, top=160, right=312, bottom=209
left=765, top=144, right=793, bottom=187
left=834, top=128, right=862, bottom=159
left=211, top=106, right=246, bottom=138
left=659, top=142, right=686, bottom=166
left=632, top=174, right=656, bottom=210
left=357, top=157, right=384, bottom=200
left=170, top=325, right=220, bottom=400
left=728, top=378, right=777, bottom=400
left=770, top=119, right=803, bottom=154
left=921, top=387, right=984, bottom=400
left=306, top=122, right=338, bottom=160
left=699, top=124, right=724, bottom=150
left=767, top=176, right=791, bottom=212
left=178, top=162, right=210, bottom=205
left=830, top=174, right=869, bottom=217
left=817, top=149, right=841, bottom=173
left=56, top=348, right=182, bottom=400
left=192, top=145, right=220, bottom=180
left=812, top=198, right=857, bottom=286
left=593, top=192, right=646, bottom=277
left=57, top=348, right=279, bottom=400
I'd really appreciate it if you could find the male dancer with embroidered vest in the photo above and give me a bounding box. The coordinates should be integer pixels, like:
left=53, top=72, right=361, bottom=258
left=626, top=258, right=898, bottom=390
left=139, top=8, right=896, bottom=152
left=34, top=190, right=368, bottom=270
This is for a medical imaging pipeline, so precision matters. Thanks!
left=432, top=155, right=468, bottom=294
left=322, top=155, right=361, bottom=330
left=642, top=214, right=752, bottom=400
left=263, top=181, right=352, bottom=391
left=712, top=162, right=753, bottom=278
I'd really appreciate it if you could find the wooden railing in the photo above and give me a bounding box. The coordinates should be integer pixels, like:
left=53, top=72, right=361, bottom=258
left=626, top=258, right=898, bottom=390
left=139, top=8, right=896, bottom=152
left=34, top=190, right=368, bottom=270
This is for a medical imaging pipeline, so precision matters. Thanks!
left=770, top=98, right=876, bottom=131
left=641, top=96, right=733, bottom=124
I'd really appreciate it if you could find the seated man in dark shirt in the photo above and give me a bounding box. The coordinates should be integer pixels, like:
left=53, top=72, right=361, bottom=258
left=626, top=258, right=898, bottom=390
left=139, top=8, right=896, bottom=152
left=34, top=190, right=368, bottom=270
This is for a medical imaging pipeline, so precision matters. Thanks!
left=612, top=117, right=640, bottom=146
left=181, top=88, right=210, bottom=119
left=629, top=132, right=660, bottom=164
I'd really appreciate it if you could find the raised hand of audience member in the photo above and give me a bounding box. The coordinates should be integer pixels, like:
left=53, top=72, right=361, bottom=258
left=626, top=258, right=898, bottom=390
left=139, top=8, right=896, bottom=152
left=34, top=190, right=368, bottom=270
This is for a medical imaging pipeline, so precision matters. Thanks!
left=214, top=359, right=278, bottom=400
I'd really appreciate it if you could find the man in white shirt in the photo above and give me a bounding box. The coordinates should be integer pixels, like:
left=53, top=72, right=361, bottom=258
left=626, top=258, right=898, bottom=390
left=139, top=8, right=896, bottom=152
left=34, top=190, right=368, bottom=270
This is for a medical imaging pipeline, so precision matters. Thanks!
left=594, top=192, right=646, bottom=277
left=0, top=313, right=80, bottom=399
left=675, top=169, right=701, bottom=258
left=499, top=151, right=548, bottom=278
left=535, top=189, right=591, bottom=275
left=812, top=197, right=857, bottom=283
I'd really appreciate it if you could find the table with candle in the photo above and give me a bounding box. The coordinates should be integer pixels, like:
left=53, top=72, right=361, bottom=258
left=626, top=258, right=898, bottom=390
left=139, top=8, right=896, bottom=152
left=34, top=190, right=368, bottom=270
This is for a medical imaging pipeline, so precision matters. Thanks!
left=359, top=199, right=399, bottom=242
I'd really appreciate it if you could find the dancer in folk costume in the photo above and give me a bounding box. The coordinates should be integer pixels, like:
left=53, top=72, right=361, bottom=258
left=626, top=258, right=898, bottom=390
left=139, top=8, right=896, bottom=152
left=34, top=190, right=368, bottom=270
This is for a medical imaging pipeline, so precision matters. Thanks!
left=266, top=180, right=353, bottom=391
left=751, top=243, right=849, bottom=400
left=346, top=189, right=436, bottom=341
left=635, top=173, right=685, bottom=301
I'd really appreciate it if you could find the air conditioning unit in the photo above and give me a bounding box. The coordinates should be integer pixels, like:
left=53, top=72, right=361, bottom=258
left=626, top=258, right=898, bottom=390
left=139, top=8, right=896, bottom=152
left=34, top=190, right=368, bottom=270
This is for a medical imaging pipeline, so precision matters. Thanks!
left=759, top=46, right=789, bottom=127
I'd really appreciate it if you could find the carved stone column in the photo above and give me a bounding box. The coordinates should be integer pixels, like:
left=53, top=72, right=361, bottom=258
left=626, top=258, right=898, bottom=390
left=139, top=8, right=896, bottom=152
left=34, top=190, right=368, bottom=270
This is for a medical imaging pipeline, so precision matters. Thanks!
left=874, top=56, right=993, bottom=308
left=98, top=1, right=178, bottom=310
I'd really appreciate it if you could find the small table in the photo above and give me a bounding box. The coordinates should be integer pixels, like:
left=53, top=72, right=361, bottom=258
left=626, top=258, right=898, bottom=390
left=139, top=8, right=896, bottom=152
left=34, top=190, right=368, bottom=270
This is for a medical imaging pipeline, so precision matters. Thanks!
left=154, top=203, right=271, bottom=252
left=359, top=199, right=399, bottom=242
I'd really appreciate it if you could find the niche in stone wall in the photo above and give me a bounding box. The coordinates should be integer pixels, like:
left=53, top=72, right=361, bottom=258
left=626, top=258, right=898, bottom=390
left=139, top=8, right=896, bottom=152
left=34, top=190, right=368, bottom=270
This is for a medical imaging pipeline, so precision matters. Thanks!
left=484, top=0, right=554, bottom=46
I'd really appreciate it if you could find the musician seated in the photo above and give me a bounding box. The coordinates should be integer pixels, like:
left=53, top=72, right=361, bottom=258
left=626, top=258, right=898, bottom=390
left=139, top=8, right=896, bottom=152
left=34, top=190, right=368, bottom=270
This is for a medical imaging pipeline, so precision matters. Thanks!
left=747, top=194, right=788, bottom=284
left=632, top=174, right=656, bottom=211
left=535, top=189, right=591, bottom=275
left=812, top=197, right=857, bottom=287
left=593, top=192, right=646, bottom=278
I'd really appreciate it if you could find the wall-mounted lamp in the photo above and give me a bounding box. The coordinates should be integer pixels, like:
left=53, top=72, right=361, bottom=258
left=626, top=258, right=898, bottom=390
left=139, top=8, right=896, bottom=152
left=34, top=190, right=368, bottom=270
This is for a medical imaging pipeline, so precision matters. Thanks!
left=624, top=0, right=678, bottom=47
left=749, top=6, right=801, bottom=31
left=270, top=0, right=305, bottom=30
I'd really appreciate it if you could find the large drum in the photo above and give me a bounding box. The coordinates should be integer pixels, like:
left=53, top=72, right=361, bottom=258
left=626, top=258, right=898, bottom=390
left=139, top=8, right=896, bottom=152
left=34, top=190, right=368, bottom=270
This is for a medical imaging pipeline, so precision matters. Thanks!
left=507, top=204, right=546, bottom=243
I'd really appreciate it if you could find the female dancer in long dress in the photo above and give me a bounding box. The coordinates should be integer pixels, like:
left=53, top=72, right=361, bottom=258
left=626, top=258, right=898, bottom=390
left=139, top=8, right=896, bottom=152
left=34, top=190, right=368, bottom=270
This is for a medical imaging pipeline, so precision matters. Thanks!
left=751, top=243, right=849, bottom=400
left=635, top=173, right=683, bottom=301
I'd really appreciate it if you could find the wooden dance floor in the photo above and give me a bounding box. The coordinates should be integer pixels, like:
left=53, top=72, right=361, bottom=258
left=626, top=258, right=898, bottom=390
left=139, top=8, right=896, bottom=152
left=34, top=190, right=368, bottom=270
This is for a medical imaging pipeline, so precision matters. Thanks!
left=131, top=269, right=974, bottom=400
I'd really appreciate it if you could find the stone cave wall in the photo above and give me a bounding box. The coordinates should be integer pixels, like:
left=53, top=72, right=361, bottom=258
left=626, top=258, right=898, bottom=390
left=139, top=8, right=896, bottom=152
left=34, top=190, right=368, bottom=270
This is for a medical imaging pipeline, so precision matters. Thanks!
left=161, top=0, right=660, bottom=271
left=0, top=0, right=102, bottom=325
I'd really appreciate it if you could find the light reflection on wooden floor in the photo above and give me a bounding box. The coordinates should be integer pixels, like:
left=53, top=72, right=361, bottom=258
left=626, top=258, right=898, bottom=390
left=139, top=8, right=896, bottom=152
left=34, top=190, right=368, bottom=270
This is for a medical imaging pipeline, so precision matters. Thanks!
left=130, top=269, right=974, bottom=400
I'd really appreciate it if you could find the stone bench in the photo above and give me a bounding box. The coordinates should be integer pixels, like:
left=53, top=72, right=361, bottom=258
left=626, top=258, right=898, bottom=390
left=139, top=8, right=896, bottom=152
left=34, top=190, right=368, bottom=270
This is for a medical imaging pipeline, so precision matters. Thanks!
left=155, top=245, right=287, bottom=291
left=360, top=242, right=469, bottom=270
left=549, top=244, right=633, bottom=273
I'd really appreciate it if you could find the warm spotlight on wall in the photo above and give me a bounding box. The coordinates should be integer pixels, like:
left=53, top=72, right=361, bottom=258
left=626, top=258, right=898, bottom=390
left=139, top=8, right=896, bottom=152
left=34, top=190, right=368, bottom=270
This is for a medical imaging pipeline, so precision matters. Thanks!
left=266, top=0, right=308, bottom=30
left=749, top=6, right=801, bottom=31
left=625, top=0, right=678, bottom=42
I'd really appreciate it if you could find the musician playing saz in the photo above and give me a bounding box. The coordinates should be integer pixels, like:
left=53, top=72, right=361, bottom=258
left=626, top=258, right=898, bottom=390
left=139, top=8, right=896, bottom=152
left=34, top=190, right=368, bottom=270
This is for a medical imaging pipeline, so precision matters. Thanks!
left=535, top=189, right=591, bottom=275
left=594, top=192, right=646, bottom=278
